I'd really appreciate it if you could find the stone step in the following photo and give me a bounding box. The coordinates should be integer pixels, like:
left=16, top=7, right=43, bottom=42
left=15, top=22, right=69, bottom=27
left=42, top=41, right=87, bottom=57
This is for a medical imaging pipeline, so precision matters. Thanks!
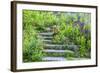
left=44, top=44, right=67, bottom=49
left=43, top=49, right=74, bottom=57
left=42, top=40, right=52, bottom=44
left=43, top=49, right=74, bottom=53
left=41, top=36, right=53, bottom=40
left=39, top=28, right=52, bottom=32
left=44, top=44, right=79, bottom=51
left=39, top=32, right=54, bottom=36
left=42, top=57, right=66, bottom=61
left=45, top=52, right=66, bottom=57
left=45, top=27, right=52, bottom=31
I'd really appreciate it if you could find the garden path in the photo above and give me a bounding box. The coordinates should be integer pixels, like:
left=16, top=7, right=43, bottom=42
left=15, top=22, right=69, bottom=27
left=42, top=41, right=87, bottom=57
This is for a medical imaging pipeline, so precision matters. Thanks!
left=38, top=27, right=79, bottom=61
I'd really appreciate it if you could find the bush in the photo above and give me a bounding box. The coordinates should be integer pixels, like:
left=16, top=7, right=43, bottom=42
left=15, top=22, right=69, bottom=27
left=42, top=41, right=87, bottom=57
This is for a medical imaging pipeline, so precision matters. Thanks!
left=23, top=10, right=91, bottom=62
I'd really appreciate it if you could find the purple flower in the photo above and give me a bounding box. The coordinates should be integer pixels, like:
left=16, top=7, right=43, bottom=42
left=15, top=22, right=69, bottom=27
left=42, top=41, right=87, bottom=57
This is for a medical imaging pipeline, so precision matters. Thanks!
left=80, top=22, right=84, bottom=27
left=84, top=29, right=90, bottom=35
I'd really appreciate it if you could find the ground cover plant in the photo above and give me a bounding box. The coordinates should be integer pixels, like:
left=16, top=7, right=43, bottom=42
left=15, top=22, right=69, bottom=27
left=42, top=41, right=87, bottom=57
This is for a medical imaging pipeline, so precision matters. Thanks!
left=23, top=10, right=91, bottom=62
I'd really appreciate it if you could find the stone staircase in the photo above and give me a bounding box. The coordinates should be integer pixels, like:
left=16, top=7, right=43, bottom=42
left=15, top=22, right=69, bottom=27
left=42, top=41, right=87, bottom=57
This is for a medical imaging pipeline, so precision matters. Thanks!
left=38, top=27, right=79, bottom=61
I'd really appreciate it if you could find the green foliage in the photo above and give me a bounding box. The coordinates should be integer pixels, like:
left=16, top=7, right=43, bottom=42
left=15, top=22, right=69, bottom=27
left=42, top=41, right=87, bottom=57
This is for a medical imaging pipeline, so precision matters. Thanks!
left=23, top=10, right=46, bottom=62
left=23, top=29, right=44, bottom=62
left=23, top=10, right=91, bottom=62
left=52, top=13, right=91, bottom=58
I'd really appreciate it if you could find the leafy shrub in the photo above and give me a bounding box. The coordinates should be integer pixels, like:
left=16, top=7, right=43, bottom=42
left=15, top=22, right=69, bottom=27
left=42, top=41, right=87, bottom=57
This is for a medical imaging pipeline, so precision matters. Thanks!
left=23, top=10, right=91, bottom=62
